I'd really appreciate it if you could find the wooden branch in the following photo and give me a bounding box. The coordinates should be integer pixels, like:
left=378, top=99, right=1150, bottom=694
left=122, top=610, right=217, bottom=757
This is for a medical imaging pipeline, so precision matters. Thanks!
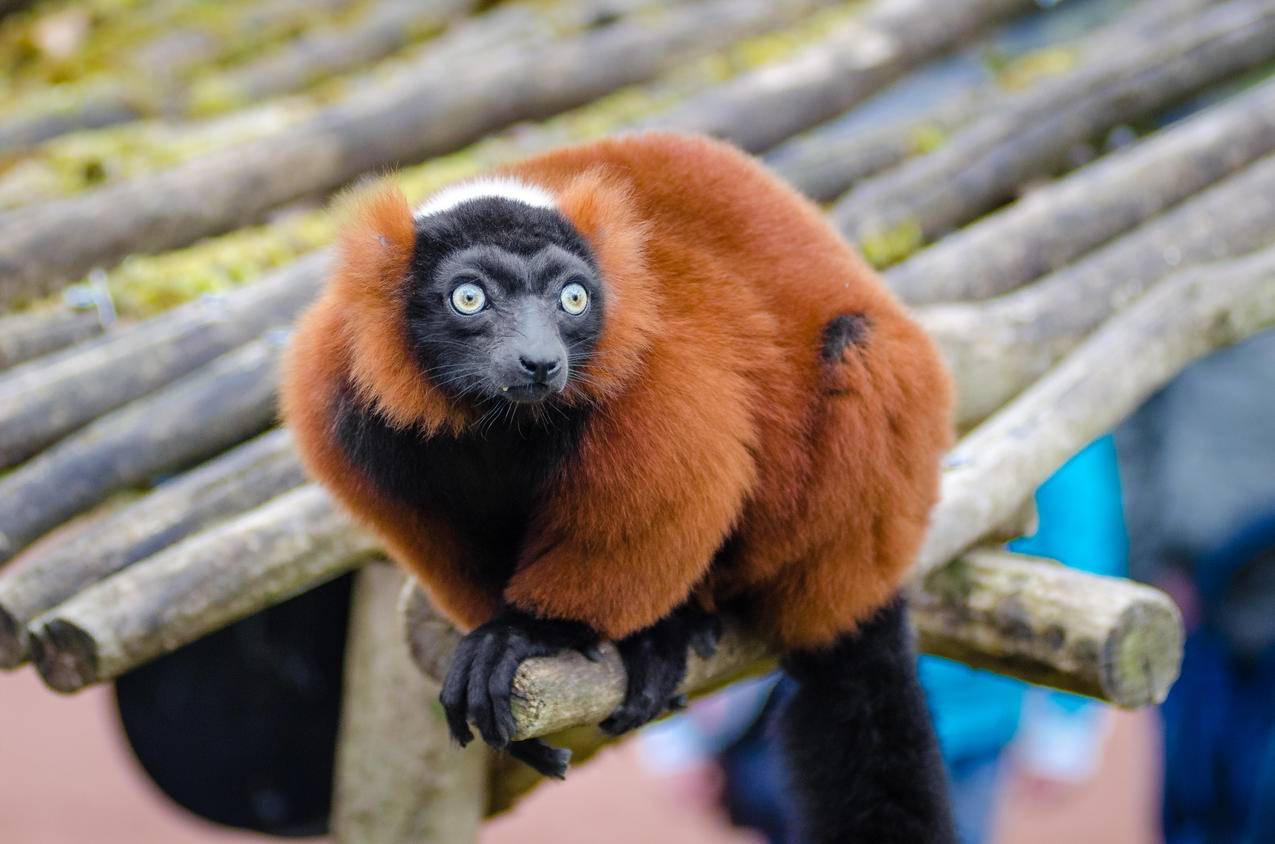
left=915, top=244, right=1275, bottom=580
left=191, top=0, right=670, bottom=113
left=0, top=428, right=305, bottom=668
left=0, top=307, right=105, bottom=371
left=0, top=0, right=829, bottom=306
left=453, top=546, right=1184, bottom=812
left=0, top=252, right=325, bottom=469
left=0, top=97, right=139, bottom=154
left=768, top=91, right=983, bottom=203
left=925, top=151, right=1275, bottom=426
left=887, top=76, right=1275, bottom=305
left=402, top=583, right=772, bottom=739
left=765, top=0, right=1218, bottom=205
left=913, top=549, right=1182, bottom=708
left=832, top=0, right=1275, bottom=262
left=0, top=333, right=287, bottom=563
left=27, top=484, right=379, bottom=693
left=196, top=0, right=479, bottom=110
left=401, top=546, right=1182, bottom=742
left=648, top=0, right=1034, bottom=153
left=0, top=0, right=360, bottom=152
left=333, top=562, right=488, bottom=844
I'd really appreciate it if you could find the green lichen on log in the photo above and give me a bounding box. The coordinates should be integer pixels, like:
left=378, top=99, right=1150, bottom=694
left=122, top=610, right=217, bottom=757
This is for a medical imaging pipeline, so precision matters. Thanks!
left=992, top=45, right=1079, bottom=90
left=0, top=0, right=867, bottom=208
left=859, top=218, right=924, bottom=268
left=52, top=1, right=871, bottom=317
left=0, top=100, right=315, bottom=210
left=0, top=0, right=365, bottom=97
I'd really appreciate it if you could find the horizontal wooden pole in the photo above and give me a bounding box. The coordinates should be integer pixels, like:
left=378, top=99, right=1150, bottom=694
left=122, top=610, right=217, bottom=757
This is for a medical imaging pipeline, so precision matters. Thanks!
left=833, top=0, right=1275, bottom=259
left=913, top=549, right=1182, bottom=708
left=0, top=0, right=833, bottom=307
left=0, top=253, right=325, bottom=469
left=924, top=151, right=1275, bottom=426
left=0, top=428, right=305, bottom=668
left=766, top=0, right=1215, bottom=205
left=888, top=75, right=1275, bottom=305
left=917, top=244, right=1275, bottom=579
left=27, top=485, right=380, bottom=693
left=649, top=0, right=1034, bottom=153
left=0, top=332, right=287, bottom=562
left=403, top=547, right=1182, bottom=743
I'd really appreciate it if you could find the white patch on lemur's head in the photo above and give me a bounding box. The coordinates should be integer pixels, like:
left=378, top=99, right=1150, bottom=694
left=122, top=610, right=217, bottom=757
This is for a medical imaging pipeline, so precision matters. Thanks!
left=414, top=177, right=556, bottom=219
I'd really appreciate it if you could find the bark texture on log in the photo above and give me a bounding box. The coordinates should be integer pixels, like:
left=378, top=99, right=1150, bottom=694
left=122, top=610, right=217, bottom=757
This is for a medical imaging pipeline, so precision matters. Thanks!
left=27, top=484, right=379, bottom=693
left=916, top=245, right=1275, bottom=580
left=925, top=151, right=1275, bottom=425
left=0, top=0, right=831, bottom=307
left=333, top=562, right=488, bottom=844
left=0, top=429, right=305, bottom=668
left=650, top=0, right=1034, bottom=153
left=0, top=333, right=287, bottom=562
left=0, top=308, right=105, bottom=371
left=0, top=252, right=325, bottom=469
left=768, top=92, right=983, bottom=203
left=888, top=75, right=1275, bottom=305
left=833, top=0, right=1275, bottom=260
left=914, top=549, right=1182, bottom=708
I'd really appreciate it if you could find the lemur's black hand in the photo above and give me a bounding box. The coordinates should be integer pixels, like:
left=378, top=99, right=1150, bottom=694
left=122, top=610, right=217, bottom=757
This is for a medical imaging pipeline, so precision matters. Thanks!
left=600, top=604, right=721, bottom=735
left=440, top=606, right=598, bottom=778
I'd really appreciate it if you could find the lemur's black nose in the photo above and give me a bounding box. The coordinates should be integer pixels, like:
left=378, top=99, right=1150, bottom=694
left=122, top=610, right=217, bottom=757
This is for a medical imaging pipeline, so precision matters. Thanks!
left=518, top=355, right=562, bottom=382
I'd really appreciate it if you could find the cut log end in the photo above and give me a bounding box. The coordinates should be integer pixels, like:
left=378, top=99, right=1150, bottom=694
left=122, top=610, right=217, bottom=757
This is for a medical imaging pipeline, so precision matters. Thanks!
left=28, top=618, right=97, bottom=694
left=1103, top=599, right=1184, bottom=708
left=912, top=550, right=1187, bottom=709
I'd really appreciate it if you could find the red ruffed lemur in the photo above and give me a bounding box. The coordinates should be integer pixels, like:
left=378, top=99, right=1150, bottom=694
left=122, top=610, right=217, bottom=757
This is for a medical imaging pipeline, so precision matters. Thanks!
left=282, top=132, right=955, bottom=842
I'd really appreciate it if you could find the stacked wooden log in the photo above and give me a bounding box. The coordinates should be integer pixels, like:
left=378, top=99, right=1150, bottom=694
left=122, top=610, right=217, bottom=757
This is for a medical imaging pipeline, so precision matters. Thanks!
left=2, top=0, right=1274, bottom=838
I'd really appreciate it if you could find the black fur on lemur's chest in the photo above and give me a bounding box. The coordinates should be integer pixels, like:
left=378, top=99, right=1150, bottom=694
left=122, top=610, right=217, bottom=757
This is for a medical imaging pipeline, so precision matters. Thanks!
left=332, top=383, right=589, bottom=589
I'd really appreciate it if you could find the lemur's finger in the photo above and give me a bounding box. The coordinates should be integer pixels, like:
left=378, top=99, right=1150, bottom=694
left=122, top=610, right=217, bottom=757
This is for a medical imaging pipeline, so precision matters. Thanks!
left=488, top=646, right=526, bottom=746
left=509, top=739, right=571, bottom=780
left=466, top=632, right=506, bottom=748
left=440, top=637, right=478, bottom=746
left=579, top=643, right=605, bottom=662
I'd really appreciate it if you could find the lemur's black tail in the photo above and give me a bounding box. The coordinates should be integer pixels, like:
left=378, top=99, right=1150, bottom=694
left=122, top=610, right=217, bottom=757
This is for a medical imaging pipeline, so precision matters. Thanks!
left=778, top=597, right=956, bottom=843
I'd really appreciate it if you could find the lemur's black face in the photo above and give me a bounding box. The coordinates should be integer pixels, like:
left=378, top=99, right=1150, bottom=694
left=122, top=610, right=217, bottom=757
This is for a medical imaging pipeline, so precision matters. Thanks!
left=405, top=194, right=605, bottom=406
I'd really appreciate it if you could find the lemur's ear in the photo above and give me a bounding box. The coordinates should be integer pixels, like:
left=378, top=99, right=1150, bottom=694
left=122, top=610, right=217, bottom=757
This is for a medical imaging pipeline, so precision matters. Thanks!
left=328, top=180, right=469, bottom=434
left=555, top=168, right=646, bottom=260
left=555, top=168, right=659, bottom=401
left=332, top=180, right=415, bottom=302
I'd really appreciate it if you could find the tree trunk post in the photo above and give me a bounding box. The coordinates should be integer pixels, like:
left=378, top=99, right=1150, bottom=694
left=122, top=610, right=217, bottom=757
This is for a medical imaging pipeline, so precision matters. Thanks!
left=333, top=562, right=488, bottom=844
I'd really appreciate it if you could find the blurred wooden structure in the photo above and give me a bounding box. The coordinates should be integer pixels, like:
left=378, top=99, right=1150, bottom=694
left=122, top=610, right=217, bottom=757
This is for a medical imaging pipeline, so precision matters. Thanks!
left=2, top=0, right=1275, bottom=840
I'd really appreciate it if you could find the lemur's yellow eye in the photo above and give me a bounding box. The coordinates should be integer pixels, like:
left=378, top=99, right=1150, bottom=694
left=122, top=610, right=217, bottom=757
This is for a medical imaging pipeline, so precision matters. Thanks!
left=560, top=282, right=589, bottom=315
left=450, top=282, right=486, bottom=315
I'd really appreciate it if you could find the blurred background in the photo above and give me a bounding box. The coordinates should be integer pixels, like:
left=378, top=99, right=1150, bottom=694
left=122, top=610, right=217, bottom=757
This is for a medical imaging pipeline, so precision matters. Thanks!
left=1, top=0, right=1274, bottom=841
